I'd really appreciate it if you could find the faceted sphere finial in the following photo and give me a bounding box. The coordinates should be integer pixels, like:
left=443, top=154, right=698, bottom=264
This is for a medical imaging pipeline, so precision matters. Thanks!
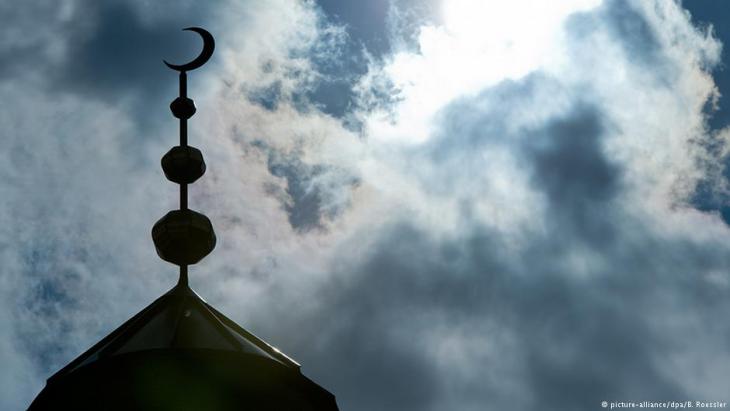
left=161, top=146, right=206, bottom=184
left=152, top=209, right=216, bottom=265
left=170, top=97, right=197, bottom=119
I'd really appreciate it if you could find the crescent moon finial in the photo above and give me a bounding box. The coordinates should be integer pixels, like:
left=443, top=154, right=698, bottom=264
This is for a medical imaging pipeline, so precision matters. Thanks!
left=164, top=27, right=215, bottom=72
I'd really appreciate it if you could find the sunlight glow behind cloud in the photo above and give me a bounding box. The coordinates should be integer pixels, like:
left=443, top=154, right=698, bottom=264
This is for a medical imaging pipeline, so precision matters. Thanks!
left=364, top=0, right=602, bottom=144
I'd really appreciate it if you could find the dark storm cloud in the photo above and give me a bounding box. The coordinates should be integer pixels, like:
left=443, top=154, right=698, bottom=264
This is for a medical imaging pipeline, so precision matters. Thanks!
left=523, top=106, right=620, bottom=246
left=416, top=73, right=622, bottom=233
left=270, top=224, right=477, bottom=411
left=524, top=108, right=617, bottom=204
left=0, top=0, right=225, bottom=137
left=290, top=194, right=729, bottom=410
left=566, top=0, right=675, bottom=84
left=56, top=1, right=214, bottom=100
left=604, top=0, right=663, bottom=66
left=0, top=40, right=42, bottom=80
left=267, top=61, right=730, bottom=409
left=290, top=215, right=726, bottom=411
left=0, top=3, right=61, bottom=79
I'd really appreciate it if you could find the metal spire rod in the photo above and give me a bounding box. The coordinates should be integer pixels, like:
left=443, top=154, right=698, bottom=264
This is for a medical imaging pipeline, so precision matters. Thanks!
left=152, top=28, right=217, bottom=288
left=178, top=71, right=188, bottom=213
left=177, top=71, right=189, bottom=285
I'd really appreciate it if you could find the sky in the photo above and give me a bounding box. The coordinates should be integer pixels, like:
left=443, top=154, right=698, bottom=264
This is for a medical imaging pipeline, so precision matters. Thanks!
left=2, top=1, right=730, bottom=410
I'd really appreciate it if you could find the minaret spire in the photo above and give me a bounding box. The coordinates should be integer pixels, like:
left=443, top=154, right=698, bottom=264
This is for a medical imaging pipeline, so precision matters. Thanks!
left=152, top=27, right=217, bottom=288
left=29, top=26, right=340, bottom=411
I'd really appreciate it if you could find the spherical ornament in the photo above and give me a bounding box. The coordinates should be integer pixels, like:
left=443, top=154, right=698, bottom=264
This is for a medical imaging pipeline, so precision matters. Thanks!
left=161, top=145, right=206, bottom=184
left=170, top=97, right=197, bottom=119
left=152, top=209, right=216, bottom=265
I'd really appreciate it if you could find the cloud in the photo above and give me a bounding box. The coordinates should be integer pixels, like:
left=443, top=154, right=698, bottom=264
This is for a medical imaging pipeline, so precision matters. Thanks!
left=244, top=1, right=730, bottom=410
left=256, top=140, right=360, bottom=232
left=2, top=0, right=730, bottom=410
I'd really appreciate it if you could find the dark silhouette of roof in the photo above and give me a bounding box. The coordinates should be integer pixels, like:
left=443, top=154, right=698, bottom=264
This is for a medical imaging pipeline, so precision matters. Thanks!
left=29, top=278, right=338, bottom=410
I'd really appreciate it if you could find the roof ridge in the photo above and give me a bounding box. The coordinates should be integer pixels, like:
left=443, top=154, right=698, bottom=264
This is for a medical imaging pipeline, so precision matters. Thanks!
left=47, top=283, right=297, bottom=383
